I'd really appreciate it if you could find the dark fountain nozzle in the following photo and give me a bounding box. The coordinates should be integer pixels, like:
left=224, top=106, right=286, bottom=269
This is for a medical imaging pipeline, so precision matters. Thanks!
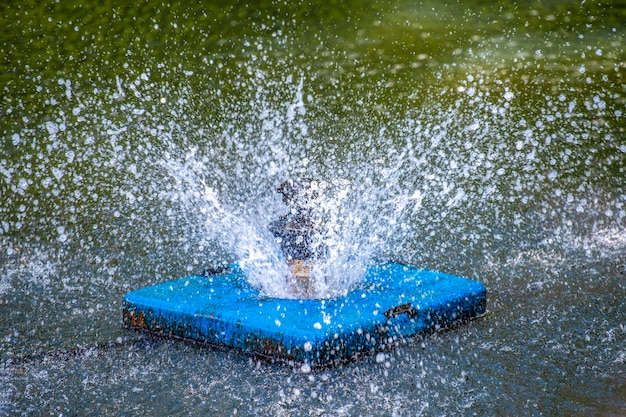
left=269, top=179, right=326, bottom=298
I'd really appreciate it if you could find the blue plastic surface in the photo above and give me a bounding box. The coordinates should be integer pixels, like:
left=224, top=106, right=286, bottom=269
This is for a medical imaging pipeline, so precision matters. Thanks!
left=122, top=262, right=486, bottom=365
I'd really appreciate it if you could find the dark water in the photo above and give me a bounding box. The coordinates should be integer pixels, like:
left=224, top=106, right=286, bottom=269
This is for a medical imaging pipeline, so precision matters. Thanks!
left=1, top=0, right=625, bottom=415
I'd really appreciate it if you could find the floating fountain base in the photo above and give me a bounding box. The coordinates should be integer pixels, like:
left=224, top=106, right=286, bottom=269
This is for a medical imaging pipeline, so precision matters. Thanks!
left=122, top=262, right=486, bottom=366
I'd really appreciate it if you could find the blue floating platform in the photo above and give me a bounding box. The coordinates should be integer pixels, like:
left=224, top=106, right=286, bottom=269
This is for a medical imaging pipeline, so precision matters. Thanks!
left=122, top=262, right=486, bottom=366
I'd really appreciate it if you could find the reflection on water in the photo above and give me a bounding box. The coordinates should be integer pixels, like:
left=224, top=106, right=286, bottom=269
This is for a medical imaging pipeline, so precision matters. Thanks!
left=1, top=0, right=625, bottom=415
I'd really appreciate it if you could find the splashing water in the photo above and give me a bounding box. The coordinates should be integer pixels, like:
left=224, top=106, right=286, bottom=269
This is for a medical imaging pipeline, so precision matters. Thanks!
left=100, top=66, right=621, bottom=300
left=149, top=76, right=419, bottom=298
left=3, top=61, right=624, bottom=300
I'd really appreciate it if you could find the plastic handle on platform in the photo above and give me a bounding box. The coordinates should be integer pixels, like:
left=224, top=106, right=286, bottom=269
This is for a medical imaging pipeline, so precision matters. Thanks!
left=383, top=303, right=417, bottom=319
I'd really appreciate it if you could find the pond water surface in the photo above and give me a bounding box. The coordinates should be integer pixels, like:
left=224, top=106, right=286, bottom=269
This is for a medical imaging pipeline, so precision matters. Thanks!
left=1, top=0, right=625, bottom=416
